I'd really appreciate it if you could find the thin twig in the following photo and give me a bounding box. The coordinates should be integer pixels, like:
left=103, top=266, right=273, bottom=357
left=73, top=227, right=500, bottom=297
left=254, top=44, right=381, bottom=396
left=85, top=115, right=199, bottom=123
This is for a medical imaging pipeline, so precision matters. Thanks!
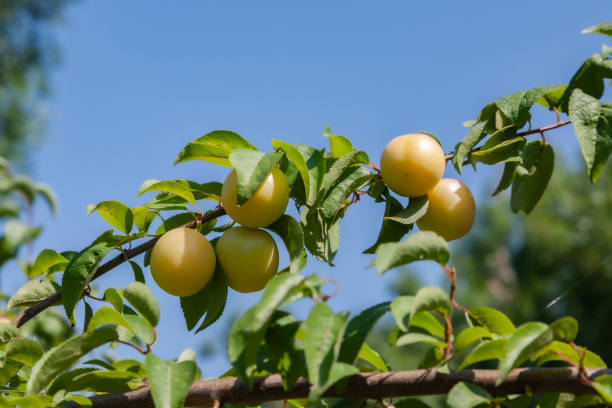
left=444, top=120, right=571, bottom=162
left=115, top=340, right=148, bottom=355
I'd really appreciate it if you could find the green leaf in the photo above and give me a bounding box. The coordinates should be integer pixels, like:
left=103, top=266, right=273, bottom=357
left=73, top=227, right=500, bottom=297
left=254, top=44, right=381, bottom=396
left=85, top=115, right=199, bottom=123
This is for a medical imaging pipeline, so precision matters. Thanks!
left=87, top=306, right=133, bottom=333
left=320, top=166, right=374, bottom=219
left=137, top=180, right=196, bottom=204
left=124, top=313, right=155, bottom=344
left=62, top=242, right=114, bottom=324
left=144, top=195, right=188, bottom=211
left=411, top=286, right=451, bottom=321
left=468, top=307, right=516, bottom=335
left=248, top=275, right=302, bottom=328
left=122, top=282, right=160, bottom=327
left=494, top=86, right=560, bottom=128
left=453, top=123, right=486, bottom=173
left=492, top=161, right=519, bottom=196
left=7, top=279, right=58, bottom=309
left=145, top=353, right=198, bottom=408
left=533, top=341, right=605, bottom=368
left=131, top=206, right=157, bottom=233
left=395, top=399, right=433, bottom=408
left=29, top=249, right=68, bottom=278
left=86, top=200, right=133, bottom=235
left=410, top=311, right=446, bottom=339
left=458, top=339, right=508, bottom=370
left=0, top=200, right=19, bottom=217
left=0, top=323, right=20, bottom=343
left=321, top=150, right=369, bottom=194
left=559, top=54, right=611, bottom=111
left=301, top=207, right=340, bottom=264
left=154, top=212, right=196, bottom=235
left=550, top=317, right=578, bottom=342
left=372, top=231, right=450, bottom=275
left=510, top=141, right=554, bottom=214
left=47, top=367, right=98, bottom=395
left=227, top=307, right=267, bottom=383
left=470, top=137, right=525, bottom=165
left=272, top=140, right=325, bottom=206
left=390, top=295, right=414, bottom=332
left=535, top=85, right=567, bottom=109
left=229, top=150, right=283, bottom=205
left=384, top=195, right=429, bottom=225
left=357, top=343, right=389, bottom=372
left=267, top=215, right=306, bottom=274
left=363, top=194, right=413, bottom=254
left=303, top=302, right=358, bottom=403
left=175, top=130, right=257, bottom=166
left=64, top=369, right=139, bottom=393
left=446, top=382, right=492, bottom=408
left=26, top=326, right=118, bottom=395
left=569, top=90, right=612, bottom=182
left=3, top=220, right=40, bottom=251
left=582, top=22, right=612, bottom=37
left=338, top=302, right=390, bottom=365
left=455, top=326, right=493, bottom=352
left=497, top=322, right=553, bottom=383
left=390, top=296, right=445, bottom=339
left=395, top=332, right=447, bottom=348
left=324, top=126, right=355, bottom=158
left=5, top=338, right=44, bottom=367
left=180, top=268, right=227, bottom=332
left=129, top=261, right=145, bottom=283
left=592, top=375, right=612, bottom=404
left=101, top=288, right=123, bottom=313
left=264, top=312, right=305, bottom=391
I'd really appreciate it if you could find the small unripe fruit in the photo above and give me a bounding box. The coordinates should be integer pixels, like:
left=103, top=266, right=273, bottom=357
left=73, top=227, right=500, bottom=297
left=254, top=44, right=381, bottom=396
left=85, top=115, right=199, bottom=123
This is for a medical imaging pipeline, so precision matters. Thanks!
left=150, top=227, right=216, bottom=297
left=380, top=133, right=445, bottom=197
left=221, top=167, right=289, bottom=228
left=417, top=178, right=475, bottom=241
left=216, top=227, right=279, bottom=293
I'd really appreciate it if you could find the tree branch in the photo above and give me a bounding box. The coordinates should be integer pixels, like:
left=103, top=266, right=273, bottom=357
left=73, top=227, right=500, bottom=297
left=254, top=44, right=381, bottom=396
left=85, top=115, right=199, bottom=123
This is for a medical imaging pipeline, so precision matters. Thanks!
left=12, top=206, right=226, bottom=328
left=81, top=367, right=610, bottom=408
left=444, top=119, right=572, bottom=161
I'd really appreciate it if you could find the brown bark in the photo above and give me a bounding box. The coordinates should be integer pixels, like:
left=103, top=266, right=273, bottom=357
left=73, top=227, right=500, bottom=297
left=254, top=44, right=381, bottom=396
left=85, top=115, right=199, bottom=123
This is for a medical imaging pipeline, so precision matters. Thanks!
left=84, top=367, right=610, bottom=408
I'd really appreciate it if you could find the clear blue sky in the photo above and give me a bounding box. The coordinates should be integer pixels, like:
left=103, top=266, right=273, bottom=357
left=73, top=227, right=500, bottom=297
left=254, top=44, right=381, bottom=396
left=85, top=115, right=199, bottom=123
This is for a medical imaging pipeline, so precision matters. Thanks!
left=12, top=1, right=609, bottom=375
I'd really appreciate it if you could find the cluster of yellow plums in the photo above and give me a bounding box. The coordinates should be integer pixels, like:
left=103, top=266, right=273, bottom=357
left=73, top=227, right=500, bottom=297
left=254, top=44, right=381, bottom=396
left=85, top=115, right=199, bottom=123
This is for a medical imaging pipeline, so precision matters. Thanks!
left=150, top=133, right=475, bottom=297
left=380, top=133, right=476, bottom=241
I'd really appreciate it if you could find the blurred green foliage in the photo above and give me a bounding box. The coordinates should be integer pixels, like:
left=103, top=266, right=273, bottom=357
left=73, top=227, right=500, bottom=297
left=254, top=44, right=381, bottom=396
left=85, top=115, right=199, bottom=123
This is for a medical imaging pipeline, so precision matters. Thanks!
left=0, top=0, right=73, bottom=165
left=454, top=161, right=612, bottom=361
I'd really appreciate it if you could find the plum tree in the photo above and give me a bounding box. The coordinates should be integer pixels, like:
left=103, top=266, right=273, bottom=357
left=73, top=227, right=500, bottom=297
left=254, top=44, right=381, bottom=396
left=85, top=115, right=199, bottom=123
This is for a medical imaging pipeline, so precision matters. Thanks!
left=215, top=226, right=279, bottom=293
left=380, top=133, right=445, bottom=197
left=221, top=167, right=289, bottom=228
left=150, top=227, right=216, bottom=296
left=4, top=22, right=612, bottom=408
left=417, top=178, right=476, bottom=241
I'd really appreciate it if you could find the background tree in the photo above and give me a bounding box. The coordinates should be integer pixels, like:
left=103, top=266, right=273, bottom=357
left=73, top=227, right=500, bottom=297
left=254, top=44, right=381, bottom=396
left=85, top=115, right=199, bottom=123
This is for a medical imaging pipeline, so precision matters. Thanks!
left=454, top=160, right=612, bottom=362
left=0, top=0, right=73, bottom=165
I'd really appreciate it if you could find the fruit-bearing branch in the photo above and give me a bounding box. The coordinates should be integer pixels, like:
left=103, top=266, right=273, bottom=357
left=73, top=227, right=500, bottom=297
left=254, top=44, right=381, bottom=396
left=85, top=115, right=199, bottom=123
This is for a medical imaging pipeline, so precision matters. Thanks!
left=444, top=119, right=572, bottom=161
left=12, top=206, right=227, bottom=328
left=80, top=367, right=610, bottom=408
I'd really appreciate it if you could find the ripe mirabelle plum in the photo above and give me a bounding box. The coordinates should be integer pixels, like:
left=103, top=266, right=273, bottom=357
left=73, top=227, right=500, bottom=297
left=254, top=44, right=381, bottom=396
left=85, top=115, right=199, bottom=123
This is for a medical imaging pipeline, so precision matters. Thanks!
left=215, top=226, right=279, bottom=293
left=380, top=133, right=445, bottom=197
left=416, top=178, right=475, bottom=241
left=150, top=227, right=216, bottom=297
left=221, top=167, right=289, bottom=228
